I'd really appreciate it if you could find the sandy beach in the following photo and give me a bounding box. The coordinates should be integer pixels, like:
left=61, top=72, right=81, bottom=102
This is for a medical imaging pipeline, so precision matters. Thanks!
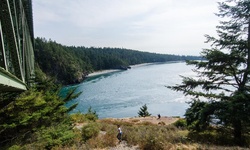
left=87, top=63, right=154, bottom=77
left=87, top=69, right=121, bottom=77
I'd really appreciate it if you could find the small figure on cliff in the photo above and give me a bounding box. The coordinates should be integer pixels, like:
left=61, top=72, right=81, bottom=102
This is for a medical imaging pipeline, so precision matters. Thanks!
left=157, top=114, right=161, bottom=119
left=117, top=125, right=122, bottom=143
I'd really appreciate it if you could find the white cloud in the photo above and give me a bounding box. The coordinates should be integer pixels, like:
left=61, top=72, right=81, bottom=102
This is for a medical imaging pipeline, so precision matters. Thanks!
left=33, top=0, right=220, bottom=55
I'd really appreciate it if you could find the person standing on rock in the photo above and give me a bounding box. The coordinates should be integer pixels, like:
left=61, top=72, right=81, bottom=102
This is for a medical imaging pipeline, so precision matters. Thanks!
left=117, top=125, right=122, bottom=143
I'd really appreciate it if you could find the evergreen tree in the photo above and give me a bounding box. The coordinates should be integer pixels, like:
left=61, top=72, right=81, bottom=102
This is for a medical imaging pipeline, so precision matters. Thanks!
left=138, top=104, right=151, bottom=117
left=0, top=65, right=79, bottom=147
left=168, top=0, right=250, bottom=145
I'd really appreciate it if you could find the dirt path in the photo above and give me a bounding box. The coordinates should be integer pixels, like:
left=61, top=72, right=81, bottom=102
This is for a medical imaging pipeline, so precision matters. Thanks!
left=109, top=141, right=139, bottom=150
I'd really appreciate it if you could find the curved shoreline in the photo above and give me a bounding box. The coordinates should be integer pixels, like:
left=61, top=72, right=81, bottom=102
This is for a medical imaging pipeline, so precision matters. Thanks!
left=87, top=69, right=121, bottom=77
left=87, top=63, right=154, bottom=77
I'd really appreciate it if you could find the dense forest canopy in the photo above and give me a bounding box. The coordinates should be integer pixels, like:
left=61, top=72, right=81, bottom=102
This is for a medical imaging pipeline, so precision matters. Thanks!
left=34, top=37, right=202, bottom=85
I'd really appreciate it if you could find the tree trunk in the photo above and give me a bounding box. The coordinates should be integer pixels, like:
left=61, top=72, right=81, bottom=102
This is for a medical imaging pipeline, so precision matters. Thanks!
left=248, top=20, right=250, bottom=58
left=242, top=19, right=250, bottom=86
left=247, top=19, right=250, bottom=76
left=233, top=118, right=242, bottom=145
left=232, top=18, right=250, bottom=146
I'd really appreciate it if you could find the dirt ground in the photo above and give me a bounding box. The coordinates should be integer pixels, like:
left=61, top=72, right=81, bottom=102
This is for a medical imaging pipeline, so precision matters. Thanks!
left=100, top=116, right=179, bottom=125
left=75, top=116, right=179, bottom=130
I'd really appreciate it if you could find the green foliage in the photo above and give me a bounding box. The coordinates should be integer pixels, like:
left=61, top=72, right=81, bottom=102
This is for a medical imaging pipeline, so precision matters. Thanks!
left=70, top=112, right=87, bottom=123
left=0, top=89, right=75, bottom=145
left=34, top=38, right=88, bottom=85
left=184, top=100, right=217, bottom=131
left=82, top=122, right=100, bottom=141
left=8, top=145, right=21, bottom=150
left=34, top=63, right=62, bottom=92
left=138, top=104, right=151, bottom=117
left=35, top=123, right=75, bottom=149
left=0, top=74, right=79, bottom=148
left=70, top=107, right=98, bottom=124
left=85, top=106, right=98, bottom=121
left=187, top=127, right=238, bottom=146
left=35, top=37, right=202, bottom=85
left=168, top=0, right=250, bottom=145
left=173, top=118, right=187, bottom=129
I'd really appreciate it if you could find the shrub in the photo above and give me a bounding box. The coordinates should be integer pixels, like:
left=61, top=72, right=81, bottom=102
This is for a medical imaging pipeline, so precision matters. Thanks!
left=70, top=112, right=86, bottom=123
left=82, top=122, right=100, bottom=141
left=142, top=135, right=165, bottom=150
left=138, top=126, right=167, bottom=150
left=35, top=123, right=76, bottom=149
left=85, top=106, right=98, bottom=121
left=121, top=126, right=141, bottom=145
left=70, top=107, right=98, bottom=123
left=85, top=113, right=98, bottom=121
left=173, top=118, right=187, bottom=129
left=8, top=145, right=21, bottom=150
left=121, top=123, right=190, bottom=149
left=86, top=128, right=117, bottom=148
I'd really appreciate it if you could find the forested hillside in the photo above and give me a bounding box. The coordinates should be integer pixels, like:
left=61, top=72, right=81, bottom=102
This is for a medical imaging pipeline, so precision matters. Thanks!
left=34, top=37, right=201, bottom=85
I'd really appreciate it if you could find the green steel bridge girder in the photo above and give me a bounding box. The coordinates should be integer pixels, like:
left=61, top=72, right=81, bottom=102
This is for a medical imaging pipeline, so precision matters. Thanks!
left=0, top=67, right=26, bottom=91
left=0, top=0, right=34, bottom=91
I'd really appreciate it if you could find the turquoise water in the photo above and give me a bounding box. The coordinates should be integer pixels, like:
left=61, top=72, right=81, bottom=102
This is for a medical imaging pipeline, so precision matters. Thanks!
left=62, top=62, right=195, bottom=118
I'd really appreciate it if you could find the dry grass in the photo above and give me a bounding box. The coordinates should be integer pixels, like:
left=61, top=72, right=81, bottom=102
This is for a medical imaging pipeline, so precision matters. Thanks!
left=100, top=116, right=179, bottom=126
left=53, top=116, right=250, bottom=150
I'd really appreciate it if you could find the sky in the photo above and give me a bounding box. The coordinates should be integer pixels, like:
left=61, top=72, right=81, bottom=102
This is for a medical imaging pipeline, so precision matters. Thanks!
left=33, top=0, right=221, bottom=56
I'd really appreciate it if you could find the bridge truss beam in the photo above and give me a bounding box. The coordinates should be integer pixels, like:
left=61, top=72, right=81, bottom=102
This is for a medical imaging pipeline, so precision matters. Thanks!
left=0, top=0, right=34, bottom=91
